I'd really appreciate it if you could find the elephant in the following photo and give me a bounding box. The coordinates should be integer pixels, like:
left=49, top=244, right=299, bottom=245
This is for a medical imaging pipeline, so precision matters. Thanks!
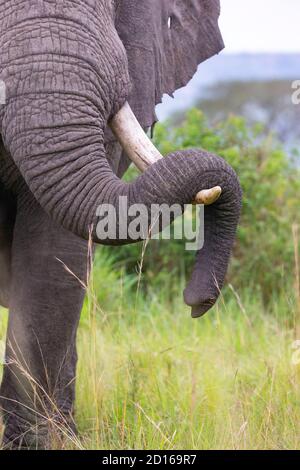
left=0, top=0, right=242, bottom=449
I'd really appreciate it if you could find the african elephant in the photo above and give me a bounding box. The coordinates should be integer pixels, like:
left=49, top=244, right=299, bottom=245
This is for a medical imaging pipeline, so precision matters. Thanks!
left=0, top=0, right=242, bottom=449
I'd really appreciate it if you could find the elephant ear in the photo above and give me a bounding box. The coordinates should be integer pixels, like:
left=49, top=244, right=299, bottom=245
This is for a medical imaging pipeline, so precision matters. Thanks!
left=115, top=0, right=224, bottom=129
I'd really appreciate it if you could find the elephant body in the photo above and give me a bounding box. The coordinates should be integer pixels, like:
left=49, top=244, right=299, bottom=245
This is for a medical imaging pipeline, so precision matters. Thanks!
left=0, top=0, right=242, bottom=448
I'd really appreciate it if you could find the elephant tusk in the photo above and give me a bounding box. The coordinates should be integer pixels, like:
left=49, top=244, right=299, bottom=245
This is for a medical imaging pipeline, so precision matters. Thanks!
left=109, top=102, right=161, bottom=172
left=109, top=102, right=222, bottom=205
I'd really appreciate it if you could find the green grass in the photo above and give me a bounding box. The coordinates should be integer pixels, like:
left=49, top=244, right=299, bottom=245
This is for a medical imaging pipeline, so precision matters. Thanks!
left=0, top=250, right=299, bottom=450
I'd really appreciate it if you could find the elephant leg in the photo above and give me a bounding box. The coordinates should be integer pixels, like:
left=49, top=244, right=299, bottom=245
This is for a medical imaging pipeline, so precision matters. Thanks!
left=0, top=188, right=90, bottom=449
left=0, top=185, right=16, bottom=308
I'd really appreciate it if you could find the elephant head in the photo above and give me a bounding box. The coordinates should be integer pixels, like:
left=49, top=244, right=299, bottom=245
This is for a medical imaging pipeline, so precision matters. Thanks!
left=0, top=0, right=242, bottom=317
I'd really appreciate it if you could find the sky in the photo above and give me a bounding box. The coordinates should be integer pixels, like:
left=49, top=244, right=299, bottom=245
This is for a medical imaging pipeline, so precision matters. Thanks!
left=220, top=0, right=299, bottom=53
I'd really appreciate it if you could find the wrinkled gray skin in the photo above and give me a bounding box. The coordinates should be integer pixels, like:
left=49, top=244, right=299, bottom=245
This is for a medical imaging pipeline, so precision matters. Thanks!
left=0, top=0, right=242, bottom=449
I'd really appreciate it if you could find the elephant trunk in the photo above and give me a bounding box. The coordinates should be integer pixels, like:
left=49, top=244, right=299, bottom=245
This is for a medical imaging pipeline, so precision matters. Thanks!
left=132, top=150, right=242, bottom=317
left=0, top=4, right=242, bottom=315
left=2, top=91, right=242, bottom=315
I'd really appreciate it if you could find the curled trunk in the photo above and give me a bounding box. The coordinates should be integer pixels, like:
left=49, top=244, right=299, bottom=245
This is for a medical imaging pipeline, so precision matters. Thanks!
left=0, top=1, right=242, bottom=316
left=2, top=94, right=242, bottom=316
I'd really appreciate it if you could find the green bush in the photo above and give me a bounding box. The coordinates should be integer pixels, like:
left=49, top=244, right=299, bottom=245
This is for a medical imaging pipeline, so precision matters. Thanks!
left=100, top=110, right=300, bottom=303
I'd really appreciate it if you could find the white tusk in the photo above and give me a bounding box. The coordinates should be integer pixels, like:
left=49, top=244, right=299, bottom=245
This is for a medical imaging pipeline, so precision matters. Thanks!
left=110, top=102, right=161, bottom=172
left=109, top=102, right=222, bottom=205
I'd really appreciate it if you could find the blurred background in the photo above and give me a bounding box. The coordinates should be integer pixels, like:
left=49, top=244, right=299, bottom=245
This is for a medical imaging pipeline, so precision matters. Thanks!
left=157, top=0, right=300, bottom=149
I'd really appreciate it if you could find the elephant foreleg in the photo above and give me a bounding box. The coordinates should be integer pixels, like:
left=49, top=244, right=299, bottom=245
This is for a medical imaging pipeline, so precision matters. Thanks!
left=0, top=188, right=90, bottom=449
